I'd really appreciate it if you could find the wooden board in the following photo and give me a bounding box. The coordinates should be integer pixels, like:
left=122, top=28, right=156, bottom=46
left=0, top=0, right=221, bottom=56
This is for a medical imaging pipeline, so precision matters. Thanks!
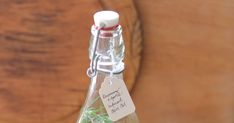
left=133, top=0, right=234, bottom=123
left=0, top=0, right=141, bottom=123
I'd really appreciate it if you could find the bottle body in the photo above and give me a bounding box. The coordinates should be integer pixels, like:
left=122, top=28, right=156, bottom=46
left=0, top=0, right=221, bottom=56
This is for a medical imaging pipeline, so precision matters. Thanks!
left=77, top=72, right=139, bottom=123
left=77, top=22, right=139, bottom=123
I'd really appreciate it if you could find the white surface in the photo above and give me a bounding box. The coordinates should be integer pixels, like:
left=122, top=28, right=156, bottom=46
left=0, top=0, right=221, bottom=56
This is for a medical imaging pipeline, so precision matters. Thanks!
left=94, top=11, right=119, bottom=28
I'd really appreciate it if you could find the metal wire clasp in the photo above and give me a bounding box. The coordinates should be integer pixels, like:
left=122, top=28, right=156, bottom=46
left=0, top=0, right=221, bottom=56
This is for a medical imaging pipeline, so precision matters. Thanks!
left=87, top=23, right=105, bottom=78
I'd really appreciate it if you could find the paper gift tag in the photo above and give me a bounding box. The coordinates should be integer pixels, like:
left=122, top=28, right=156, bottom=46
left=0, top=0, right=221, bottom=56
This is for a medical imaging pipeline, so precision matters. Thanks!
left=99, top=77, right=136, bottom=121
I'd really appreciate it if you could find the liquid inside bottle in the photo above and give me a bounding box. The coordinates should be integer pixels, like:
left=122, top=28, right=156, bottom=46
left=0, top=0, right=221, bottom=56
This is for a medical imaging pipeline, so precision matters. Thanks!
left=76, top=11, right=139, bottom=123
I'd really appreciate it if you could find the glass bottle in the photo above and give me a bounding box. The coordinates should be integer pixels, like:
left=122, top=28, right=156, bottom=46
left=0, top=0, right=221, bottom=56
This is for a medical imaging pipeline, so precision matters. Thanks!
left=76, top=11, right=139, bottom=123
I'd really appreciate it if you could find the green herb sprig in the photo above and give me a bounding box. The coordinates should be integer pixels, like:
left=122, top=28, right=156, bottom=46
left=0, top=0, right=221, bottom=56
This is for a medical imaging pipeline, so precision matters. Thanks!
left=81, top=96, right=113, bottom=123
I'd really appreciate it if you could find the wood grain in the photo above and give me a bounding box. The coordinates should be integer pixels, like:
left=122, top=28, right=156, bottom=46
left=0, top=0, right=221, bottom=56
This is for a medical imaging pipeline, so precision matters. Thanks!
left=133, top=0, right=234, bottom=123
left=0, top=0, right=141, bottom=123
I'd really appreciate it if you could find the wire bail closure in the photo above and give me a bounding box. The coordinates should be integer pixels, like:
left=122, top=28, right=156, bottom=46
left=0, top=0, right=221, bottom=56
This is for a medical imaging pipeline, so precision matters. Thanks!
left=87, top=23, right=105, bottom=78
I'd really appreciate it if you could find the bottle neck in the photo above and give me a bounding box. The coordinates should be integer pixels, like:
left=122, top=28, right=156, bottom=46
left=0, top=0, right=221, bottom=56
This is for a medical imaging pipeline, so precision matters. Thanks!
left=89, top=25, right=125, bottom=74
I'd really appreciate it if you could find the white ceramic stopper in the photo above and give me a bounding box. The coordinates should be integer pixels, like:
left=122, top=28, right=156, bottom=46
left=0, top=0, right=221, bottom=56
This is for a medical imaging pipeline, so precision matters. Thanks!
left=93, top=11, right=119, bottom=28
